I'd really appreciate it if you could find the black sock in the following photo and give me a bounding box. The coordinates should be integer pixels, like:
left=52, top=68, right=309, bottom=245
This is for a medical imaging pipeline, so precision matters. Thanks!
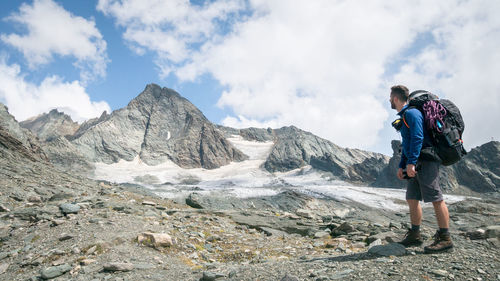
left=411, top=224, right=420, bottom=232
left=439, top=228, right=449, bottom=234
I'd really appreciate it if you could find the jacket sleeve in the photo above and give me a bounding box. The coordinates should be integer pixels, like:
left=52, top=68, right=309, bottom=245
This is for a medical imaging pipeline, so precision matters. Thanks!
left=404, top=109, right=424, bottom=165
left=399, top=153, right=407, bottom=169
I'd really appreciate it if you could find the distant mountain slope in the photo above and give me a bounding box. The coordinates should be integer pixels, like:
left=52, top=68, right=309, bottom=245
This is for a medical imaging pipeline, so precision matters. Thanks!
left=70, top=84, right=248, bottom=169
left=20, top=109, right=79, bottom=141
left=218, top=125, right=389, bottom=184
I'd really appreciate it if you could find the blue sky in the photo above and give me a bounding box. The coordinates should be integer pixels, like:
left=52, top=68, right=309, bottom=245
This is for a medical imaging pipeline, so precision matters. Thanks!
left=0, top=0, right=230, bottom=123
left=1, top=0, right=499, bottom=155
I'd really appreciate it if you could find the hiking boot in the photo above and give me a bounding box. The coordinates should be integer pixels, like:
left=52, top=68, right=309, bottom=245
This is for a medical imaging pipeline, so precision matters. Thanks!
left=398, top=229, right=423, bottom=247
left=424, top=231, right=453, bottom=254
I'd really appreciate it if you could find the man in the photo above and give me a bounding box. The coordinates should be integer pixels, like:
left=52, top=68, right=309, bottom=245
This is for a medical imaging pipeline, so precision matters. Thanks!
left=389, top=85, right=453, bottom=253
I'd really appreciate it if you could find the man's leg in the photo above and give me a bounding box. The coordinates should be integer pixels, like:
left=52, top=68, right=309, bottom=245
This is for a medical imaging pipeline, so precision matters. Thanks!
left=408, top=199, right=422, bottom=226
left=399, top=199, right=424, bottom=247
left=432, top=200, right=449, bottom=229
left=424, top=200, right=453, bottom=253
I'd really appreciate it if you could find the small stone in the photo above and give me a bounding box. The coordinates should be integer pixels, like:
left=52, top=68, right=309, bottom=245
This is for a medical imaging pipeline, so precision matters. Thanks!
left=50, top=219, right=66, bottom=227
left=72, top=247, right=81, bottom=254
left=137, top=232, right=173, bottom=248
left=40, top=264, right=72, bottom=279
left=430, top=269, right=449, bottom=277
left=296, top=209, right=315, bottom=219
left=69, top=265, right=81, bottom=276
left=86, top=245, right=97, bottom=255
left=0, top=205, right=10, bottom=212
left=330, top=269, right=354, bottom=280
left=0, top=263, right=9, bottom=274
left=477, top=268, right=487, bottom=274
left=336, top=222, right=356, bottom=233
left=467, top=229, right=486, bottom=240
left=28, top=196, right=43, bottom=203
left=142, top=201, right=157, bottom=206
left=58, top=233, right=74, bottom=241
left=337, top=242, right=346, bottom=251
left=80, top=259, right=96, bottom=266
left=486, top=225, right=500, bottom=239
left=200, top=271, right=225, bottom=281
left=368, top=238, right=382, bottom=249
left=59, top=203, right=80, bottom=215
left=102, top=262, right=134, bottom=272
left=314, top=231, right=330, bottom=239
left=279, top=274, right=299, bottom=281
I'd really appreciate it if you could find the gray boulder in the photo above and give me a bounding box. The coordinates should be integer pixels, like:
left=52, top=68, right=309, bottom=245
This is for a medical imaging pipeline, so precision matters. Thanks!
left=40, top=263, right=72, bottom=279
left=368, top=243, right=407, bottom=256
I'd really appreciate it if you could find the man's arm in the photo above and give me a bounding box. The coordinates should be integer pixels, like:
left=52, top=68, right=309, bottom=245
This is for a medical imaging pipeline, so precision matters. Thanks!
left=404, top=109, right=424, bottom=166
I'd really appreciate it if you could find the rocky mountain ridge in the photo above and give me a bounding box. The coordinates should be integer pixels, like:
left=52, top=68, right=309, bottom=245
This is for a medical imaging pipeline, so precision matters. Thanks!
left=12, top=83, right=500, bottom=194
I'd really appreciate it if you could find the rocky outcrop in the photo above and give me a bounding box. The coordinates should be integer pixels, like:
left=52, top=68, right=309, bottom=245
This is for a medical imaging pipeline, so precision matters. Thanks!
left=217, top=125, right=274, bottom=142
left=20, top=109, right=79, bottom=141
left=454, top=141, right=500, bottom=192
left=263, top=126, right=389, bottom=184
left=70, top=111, right=109, bottom=140
left=71, top=84, right=248, bottom=168
left=42, top=136, right=95, bottom=173
left=17, top=108, right=93, bottom=173
left=0, top=104, right=47, bottom=162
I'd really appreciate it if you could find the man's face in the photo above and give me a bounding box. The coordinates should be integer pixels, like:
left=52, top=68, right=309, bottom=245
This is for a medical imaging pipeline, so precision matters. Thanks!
left=390, top=94, right=397, bottom=110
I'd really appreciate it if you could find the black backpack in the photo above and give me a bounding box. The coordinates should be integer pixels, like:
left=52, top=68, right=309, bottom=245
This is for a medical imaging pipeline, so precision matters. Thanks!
left=403, top=90, right=467, bottom=166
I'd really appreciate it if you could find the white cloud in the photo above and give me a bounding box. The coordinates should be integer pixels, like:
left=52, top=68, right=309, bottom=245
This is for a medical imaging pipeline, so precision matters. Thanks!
left=97, top=0, right=245, bottom=77
left=0, top=59, right=110, bottom=123
left=100, top=0, right=500, bottom=151
left=1, top=0, right=108, bottom=83
left=176, top=0, right=453, bottom=149
left=391, top=0, right=500, bottom=149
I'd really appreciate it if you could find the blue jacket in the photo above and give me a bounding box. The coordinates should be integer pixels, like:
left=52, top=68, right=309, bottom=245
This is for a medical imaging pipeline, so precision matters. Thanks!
left=398, top=105, right=433, bottom=169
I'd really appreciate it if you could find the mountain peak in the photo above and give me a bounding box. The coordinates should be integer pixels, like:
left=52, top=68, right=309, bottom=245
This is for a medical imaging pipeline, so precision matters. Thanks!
left=20, top=109, right=79, bottom=141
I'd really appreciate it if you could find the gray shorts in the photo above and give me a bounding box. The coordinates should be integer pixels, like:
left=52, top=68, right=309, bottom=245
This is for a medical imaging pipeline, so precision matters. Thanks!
left=406, top=160, right=443, bottom=203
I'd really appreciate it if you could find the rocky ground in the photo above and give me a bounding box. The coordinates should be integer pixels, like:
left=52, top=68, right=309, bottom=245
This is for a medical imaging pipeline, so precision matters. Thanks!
left=1, top=154, right=499, bottom=281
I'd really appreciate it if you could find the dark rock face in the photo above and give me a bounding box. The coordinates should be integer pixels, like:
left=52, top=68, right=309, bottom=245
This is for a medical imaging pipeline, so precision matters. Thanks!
left=20, top=109, right=79, bottom=141
left=71, top=84, right=247, bottom=169
left=70, top=110, right=109, bottom=140
left=454, top=141, right=500, bottom=192
left=263, top=126, right=389, bottom=184
left=373, top=140, right=405, bottom=188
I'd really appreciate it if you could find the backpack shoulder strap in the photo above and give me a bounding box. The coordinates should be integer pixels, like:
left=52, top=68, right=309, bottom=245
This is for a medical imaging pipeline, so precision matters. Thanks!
left=402, top=114, right=410, bottom=128
left=401, top=106, right=415, bottom=129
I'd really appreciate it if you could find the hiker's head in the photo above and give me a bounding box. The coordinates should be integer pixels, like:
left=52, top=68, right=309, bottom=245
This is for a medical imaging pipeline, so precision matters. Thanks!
left=390, top=85, right=409, bottom=110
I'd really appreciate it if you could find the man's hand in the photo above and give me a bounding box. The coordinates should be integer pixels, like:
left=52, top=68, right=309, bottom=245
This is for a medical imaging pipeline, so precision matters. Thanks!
left=406, top=164, right=417, bottom=178
left=397, top=168, right=404, bottom=180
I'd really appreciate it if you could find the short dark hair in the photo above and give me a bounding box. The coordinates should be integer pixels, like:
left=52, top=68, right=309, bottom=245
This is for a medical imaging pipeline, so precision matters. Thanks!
left=391, top=85, right=409, bottom=102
